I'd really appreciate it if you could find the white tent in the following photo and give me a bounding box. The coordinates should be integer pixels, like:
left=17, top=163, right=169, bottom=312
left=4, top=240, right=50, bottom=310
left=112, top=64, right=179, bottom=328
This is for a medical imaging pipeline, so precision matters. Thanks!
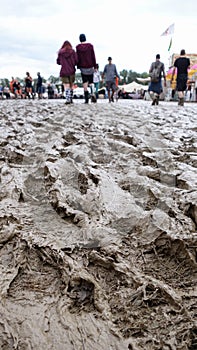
left=136, top=77, right=151, bottom=83
left=119, top=81, right=148, bottom=92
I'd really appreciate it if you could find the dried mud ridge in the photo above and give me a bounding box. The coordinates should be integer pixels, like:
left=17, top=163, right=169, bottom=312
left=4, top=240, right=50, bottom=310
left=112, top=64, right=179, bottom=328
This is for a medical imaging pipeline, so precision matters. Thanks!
left=0, top=100, right=197, bottom=349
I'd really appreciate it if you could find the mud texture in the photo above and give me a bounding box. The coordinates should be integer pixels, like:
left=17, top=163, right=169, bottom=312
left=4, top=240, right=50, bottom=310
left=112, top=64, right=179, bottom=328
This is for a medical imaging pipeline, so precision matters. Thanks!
left=0, top=99, right=197, bottom=349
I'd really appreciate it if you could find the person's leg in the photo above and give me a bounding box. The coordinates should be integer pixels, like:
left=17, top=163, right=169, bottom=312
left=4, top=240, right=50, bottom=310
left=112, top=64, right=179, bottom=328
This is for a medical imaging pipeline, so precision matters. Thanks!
left=69, top=75, right=75, bottom=103
left=84, top=84, right=89, bottom=103
left=39, top=86, right=43, bottom=99
left=108, top=89, right=111, bottom=102
left=111, top=83, right=117, bottom=102
left=178, top=91, right=184, bottom=106
left=149, top=90, right=155, bottom=105
left=106, top=82, right=112, bottom=102
left=154, top=81, right=162, bottom=105
left=89, top=83, right=96, bottom=102
left=149, top=91, right=159, bottom=105
left=154, top=93, right=159, bottom=105
left=111, top=89, right=115, bottom=102
left=81, top=73, right=89, bottom=103
left=177, top=77, right=186, bottom=106
left=83, top=81, right=88, bottom=92
left=29, top=88, right=33, bottom=98
left=94, top=82, right=99, bottom=99
left=70, top=84, right=73, bottom=103
left=64, top=83, right=71, bottom=104
left=87, top=74, right=96, bottom=103
left=82, top=81, right=89, bottom=103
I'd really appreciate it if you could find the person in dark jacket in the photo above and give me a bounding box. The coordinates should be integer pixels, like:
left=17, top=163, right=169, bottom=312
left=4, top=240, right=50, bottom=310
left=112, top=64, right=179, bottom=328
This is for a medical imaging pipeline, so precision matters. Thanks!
left=57, top=40, right=78, bottom=104
left=171, top=49, right=190, bottom=106
left=76, top=34, right=97, bottom=103
left=36, top=72, right=43, bottom=99
left=25, top=72, right=33, bottom=98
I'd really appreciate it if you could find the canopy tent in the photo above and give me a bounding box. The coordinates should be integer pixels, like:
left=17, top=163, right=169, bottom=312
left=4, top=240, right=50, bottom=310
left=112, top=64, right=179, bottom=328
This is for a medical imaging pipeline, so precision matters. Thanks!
left=166, top=67, right=177, bottom=80
left=119, top=81, right=148, bottom=92
left=188, top=64, right=197, bottom=79
left=136, top=77, right=151, bottom=83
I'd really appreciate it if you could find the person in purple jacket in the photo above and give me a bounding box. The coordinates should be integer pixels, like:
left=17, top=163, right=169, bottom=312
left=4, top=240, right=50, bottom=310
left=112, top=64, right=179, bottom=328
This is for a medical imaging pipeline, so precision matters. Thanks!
left=57, top=40, right=78, bottom=104
left=76, top=34, right=97, bottom=103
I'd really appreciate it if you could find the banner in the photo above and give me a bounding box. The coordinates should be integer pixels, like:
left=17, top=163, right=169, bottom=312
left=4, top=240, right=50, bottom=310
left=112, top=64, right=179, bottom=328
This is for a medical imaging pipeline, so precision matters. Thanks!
left=161, top=23, right=174, bottom=36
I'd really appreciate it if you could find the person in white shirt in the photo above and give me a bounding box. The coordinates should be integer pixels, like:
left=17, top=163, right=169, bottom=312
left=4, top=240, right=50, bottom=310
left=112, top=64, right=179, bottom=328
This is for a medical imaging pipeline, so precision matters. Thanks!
left=93, top=63, right=101, bottom=99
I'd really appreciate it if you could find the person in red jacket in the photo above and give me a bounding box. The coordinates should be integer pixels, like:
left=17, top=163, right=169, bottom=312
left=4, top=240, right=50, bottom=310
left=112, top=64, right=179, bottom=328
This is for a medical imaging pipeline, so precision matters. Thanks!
left=76, top=34, right=97, bottom=103
left=57, top=40, right=78, bottom=104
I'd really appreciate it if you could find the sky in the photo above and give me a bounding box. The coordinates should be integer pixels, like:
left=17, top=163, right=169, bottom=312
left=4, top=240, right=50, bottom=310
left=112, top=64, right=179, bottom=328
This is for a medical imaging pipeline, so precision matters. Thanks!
left=0, top=0, right=196, bottom=81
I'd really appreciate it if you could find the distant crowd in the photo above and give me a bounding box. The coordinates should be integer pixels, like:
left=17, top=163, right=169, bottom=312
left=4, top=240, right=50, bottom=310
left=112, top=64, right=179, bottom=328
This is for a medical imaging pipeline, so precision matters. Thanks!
left=0, top=71, right=146, bottom=102
left=0, top=72, right=64, bottom=100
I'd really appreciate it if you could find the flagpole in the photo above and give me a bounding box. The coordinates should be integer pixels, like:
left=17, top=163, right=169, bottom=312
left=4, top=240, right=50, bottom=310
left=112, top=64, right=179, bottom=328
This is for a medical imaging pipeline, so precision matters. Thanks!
left=168, top=37, right=173, bottom=68
left=160, top=24, right=175, bottom=69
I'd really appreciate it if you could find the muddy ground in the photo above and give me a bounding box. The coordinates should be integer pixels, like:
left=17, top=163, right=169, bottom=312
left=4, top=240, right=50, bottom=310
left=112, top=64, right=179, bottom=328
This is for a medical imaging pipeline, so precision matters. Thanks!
left=0, top=99, right=197, bottom=349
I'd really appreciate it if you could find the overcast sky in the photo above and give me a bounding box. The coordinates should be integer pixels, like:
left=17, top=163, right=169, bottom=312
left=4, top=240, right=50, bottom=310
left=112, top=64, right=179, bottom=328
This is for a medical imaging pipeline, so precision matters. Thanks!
left=0, top=0, right=196, bottom=80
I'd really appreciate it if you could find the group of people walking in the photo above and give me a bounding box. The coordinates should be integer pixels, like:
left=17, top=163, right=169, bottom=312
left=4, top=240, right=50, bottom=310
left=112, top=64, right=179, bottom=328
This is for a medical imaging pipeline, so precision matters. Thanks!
left=1, top=36, right=191, bottom=106
left=148, top=49, right=190, bottom=107
left=57, top=33, right=120, bottom=104
left=57, top=33, right=191, bottom=107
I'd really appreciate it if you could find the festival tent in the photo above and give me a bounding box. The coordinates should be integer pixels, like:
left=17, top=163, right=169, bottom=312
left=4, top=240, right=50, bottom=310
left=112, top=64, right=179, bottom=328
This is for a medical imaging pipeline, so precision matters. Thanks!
left=188, top=64, right=197, bottom=79
left=166, top=67, right=177, bottom=80
left=119, top=81, right=148, bottom=92
left=136, top=77, right=151, bottom=83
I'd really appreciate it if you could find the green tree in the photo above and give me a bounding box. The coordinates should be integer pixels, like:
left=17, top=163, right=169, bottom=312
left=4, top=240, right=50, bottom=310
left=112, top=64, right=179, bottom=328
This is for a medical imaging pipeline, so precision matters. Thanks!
left=120, top=69, right=128, bottom=84
left=48, top=75, right=60, bottom=84
left=0, top=78, right=10, bottom=87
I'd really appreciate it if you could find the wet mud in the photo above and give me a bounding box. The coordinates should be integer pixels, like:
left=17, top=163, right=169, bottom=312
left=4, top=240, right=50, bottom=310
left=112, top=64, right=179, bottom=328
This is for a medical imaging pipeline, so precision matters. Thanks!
left=0, top=99, right=197, bottom=349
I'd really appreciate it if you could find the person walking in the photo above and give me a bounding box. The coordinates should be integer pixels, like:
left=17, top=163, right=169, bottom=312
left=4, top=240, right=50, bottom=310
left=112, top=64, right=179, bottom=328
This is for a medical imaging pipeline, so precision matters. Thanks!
left=171, top=49, right=190, bottom=106
left=93, top=63, right=101, bottom=99
left=102, top=57, right=120, bottom=103
left=10, top=77, right=16, bottom=94
left=57, top=40, right=78, bottom=104
left=76, top=34, right=97, bottom=103
left=148, top=54, right=166, bottom=105
left=36, top=72, right=43, bottom=99
left=25, top=72, right=33, bottom=98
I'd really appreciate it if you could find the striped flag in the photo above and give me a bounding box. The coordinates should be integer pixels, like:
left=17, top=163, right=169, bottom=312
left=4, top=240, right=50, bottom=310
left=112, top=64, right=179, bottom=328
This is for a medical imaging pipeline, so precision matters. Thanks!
left=161, top=23, right=175, bottom=36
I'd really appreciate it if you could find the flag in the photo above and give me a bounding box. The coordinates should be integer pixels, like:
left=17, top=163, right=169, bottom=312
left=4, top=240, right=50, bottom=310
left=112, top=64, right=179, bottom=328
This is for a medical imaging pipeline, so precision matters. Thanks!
left=168, top=38, right=172, bottom=51
left=161, top=23, right=174, bottom=36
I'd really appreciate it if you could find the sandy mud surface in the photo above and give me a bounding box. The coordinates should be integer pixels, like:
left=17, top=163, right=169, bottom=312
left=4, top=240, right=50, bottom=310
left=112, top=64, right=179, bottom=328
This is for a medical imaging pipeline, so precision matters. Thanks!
left=0, top=99, right=197, bottom=349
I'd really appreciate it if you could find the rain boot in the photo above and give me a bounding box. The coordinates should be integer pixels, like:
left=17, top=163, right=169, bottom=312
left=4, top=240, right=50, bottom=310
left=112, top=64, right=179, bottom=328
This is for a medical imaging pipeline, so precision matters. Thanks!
left=155, top=94, right=159, bottom=105
left=65, top=89, right=71, bottom=104
left=91, top=94, right=97, bottom=103
left=90, top=84, right=96, bottom=103
left=70, top=89, right=73, bottom=103
left=149, top=92, right=155, bottom=105
left=84, top=91, right=89, bottom=104
left=178, top=97, right=184, bottom=106
left=180, top=97, right=184, bottom=106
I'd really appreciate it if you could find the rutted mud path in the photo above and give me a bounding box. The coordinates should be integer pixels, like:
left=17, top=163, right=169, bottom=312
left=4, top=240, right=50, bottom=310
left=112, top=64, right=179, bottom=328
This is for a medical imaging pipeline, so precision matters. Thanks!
left=0, top=99, right=197, bottom=349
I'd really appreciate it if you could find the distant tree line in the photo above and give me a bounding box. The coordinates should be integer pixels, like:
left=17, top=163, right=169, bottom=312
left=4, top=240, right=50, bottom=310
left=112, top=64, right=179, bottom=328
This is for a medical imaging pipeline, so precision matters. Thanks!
left=0, top=69, right=149, bottom=88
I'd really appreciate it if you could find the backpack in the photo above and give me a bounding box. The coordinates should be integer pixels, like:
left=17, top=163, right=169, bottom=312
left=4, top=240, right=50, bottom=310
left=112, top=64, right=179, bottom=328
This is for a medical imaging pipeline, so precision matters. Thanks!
left=150, top=62, right=162, bottom=83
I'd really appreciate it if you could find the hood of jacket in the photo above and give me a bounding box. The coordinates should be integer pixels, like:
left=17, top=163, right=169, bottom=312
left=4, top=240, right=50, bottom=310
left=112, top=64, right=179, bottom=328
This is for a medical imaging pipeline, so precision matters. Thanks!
left=76, top=43, right=93, bottom=53
left=59, top=48, right=75, bottom=58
